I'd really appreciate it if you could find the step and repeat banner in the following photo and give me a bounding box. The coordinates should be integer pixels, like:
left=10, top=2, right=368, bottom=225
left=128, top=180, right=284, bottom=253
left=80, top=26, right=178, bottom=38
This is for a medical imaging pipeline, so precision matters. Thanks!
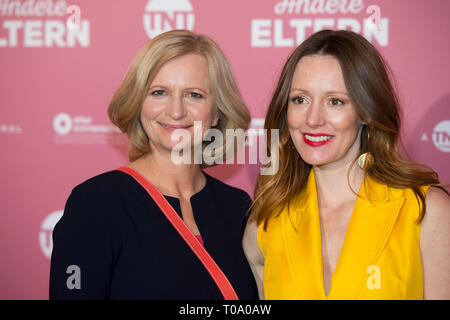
left=0, top=0, right=449, bottom=299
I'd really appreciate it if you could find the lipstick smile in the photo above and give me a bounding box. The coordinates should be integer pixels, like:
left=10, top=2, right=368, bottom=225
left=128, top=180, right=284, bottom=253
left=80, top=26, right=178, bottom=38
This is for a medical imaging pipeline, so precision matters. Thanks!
left=303, top=133, right=334, bottom=147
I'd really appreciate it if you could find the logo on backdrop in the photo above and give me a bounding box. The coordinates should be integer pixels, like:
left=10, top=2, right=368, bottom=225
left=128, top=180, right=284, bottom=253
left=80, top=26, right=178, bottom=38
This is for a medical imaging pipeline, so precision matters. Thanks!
left=39, top=210, right=63, bottom=259
left=0, top=0, right=90, bottom=48
left=423, top=120, right=450, bottom=153
left=143, top=0, right=195, bottom=39
left=251, top=0, right=389, bottom=48
left=407, top=96, right=449, bottom=182
left=52, top=112, right=127, bottom=145
left=0, top=123, right=22, bottom=134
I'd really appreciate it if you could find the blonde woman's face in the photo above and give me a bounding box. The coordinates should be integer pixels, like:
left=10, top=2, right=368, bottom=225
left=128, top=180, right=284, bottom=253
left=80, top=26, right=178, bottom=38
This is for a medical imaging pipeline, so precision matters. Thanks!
left=141, top=54, right=218, bottom=154
left=287, top=55, right=362, bottom=168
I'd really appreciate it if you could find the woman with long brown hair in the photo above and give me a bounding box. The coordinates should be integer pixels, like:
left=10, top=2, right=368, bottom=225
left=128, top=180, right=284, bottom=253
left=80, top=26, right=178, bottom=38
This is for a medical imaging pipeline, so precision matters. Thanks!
left=243, top=30, right=449, bottom=300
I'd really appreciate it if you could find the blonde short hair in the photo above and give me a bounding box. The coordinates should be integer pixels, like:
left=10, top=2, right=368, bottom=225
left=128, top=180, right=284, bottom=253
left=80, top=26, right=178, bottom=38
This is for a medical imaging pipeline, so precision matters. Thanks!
left=108, top=30, right=251, bottom=165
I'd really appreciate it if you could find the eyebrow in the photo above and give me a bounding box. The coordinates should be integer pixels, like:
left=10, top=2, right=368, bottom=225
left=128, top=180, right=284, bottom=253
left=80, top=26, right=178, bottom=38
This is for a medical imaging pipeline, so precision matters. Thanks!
left=186, top=87, right=209, bottom=95
left=149, top=85, right=209, bottom=95
left=290, top=88, right=349, bottom=97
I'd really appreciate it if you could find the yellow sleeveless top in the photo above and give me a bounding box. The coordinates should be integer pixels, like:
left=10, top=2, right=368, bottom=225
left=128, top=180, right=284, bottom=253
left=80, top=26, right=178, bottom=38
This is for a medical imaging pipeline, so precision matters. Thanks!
left=258, top=170, right=429, bottom=300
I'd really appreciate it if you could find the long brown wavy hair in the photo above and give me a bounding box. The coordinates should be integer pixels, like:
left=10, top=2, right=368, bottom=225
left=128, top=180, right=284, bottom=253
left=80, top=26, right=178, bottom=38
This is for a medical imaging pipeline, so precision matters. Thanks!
left=250, top=30, right=445, bottom=230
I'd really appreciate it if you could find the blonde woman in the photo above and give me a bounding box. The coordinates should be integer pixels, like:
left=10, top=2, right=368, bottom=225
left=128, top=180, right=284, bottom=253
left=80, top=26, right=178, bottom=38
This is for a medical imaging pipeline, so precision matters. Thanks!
left=50, top=30, right=258, bottom=299
left=243, top=30, right=449, bottom=300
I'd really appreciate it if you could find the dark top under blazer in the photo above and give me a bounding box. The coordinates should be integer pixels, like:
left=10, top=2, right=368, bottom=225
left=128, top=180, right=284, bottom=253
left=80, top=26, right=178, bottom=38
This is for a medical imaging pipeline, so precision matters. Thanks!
left=49, top=170, right=258, bottom=300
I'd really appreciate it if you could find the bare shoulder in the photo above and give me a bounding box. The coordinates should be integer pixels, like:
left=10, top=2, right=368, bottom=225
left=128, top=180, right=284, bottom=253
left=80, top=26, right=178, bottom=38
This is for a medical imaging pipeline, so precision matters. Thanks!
left=425, top=186, right=450, bottom=205
left=421, top=186, right=449, bottom=236
left=420, top=186, right=450, bottom=299
left=422, top=187, right=450, bottom=226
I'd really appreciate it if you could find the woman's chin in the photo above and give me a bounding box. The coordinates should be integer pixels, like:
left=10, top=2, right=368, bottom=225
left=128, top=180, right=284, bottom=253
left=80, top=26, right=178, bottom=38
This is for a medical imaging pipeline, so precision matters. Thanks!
left=298, top=153, right=330, bottom=167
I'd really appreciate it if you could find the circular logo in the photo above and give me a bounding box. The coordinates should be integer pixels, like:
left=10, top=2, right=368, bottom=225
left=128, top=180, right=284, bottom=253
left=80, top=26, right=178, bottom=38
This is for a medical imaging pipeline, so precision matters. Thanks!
left=432, top=120, right=450, bottom=153
left=53, top=113, right=73, bottom=135
left=143, top=0, right=195, bottom=39
left=39, top=210, right=64, bottom=259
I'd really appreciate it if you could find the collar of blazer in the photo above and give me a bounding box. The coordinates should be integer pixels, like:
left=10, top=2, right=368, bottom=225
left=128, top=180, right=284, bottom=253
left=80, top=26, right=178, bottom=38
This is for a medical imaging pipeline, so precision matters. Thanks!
left=281, top=169, right=405, bottom=299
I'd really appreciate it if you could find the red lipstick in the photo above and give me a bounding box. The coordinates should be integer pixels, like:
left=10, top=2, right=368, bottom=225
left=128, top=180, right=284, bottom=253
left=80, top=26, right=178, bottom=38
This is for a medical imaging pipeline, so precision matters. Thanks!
left=302, top=133, right=334, bottom=147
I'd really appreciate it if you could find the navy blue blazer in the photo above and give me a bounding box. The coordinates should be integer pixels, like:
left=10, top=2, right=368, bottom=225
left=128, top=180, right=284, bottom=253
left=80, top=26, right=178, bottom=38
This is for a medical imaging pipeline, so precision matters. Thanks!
left=49, top=170, right=258, bottom=300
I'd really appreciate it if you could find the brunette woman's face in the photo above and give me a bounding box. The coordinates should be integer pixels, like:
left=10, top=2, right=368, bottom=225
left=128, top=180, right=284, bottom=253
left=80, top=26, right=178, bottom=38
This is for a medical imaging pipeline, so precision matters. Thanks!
left=287, top=55, right=362, bottom=168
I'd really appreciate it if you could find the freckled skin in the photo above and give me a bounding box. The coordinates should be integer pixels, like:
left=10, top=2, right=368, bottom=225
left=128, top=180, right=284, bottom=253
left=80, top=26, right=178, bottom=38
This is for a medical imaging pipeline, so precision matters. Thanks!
left=287, top=55, right=362, bottom=168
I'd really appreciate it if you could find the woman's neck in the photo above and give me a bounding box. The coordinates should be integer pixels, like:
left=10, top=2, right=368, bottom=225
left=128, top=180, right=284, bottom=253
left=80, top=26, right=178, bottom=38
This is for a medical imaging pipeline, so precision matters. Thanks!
left=129, top=151, right=206, bottom=200
left=313, top=159, right=365, bottom=209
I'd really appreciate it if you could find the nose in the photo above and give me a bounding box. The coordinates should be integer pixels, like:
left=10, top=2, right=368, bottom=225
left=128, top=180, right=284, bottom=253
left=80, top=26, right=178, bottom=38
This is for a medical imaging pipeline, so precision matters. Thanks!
left=305, top=101, right=325, bottom=128
left=165, top=95, right=187, bottom=120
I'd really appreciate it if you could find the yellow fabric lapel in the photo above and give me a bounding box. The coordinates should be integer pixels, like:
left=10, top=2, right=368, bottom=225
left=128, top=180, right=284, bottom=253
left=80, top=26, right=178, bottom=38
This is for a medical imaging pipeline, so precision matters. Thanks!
left=328, top=174, right=405, bottom=299
left=281, top=170, right=405, bottom=299
left=281, top=170, right=325, bottom=299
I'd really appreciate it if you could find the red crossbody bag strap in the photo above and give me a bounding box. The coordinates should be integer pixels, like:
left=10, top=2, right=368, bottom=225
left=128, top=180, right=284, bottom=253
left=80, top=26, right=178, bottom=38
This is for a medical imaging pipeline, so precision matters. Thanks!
left=116, top=166, right=239, bottom=300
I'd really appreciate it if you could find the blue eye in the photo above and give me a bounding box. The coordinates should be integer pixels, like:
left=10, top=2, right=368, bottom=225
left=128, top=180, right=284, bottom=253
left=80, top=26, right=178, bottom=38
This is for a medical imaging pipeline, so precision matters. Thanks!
left=188, top=92, right=203, bottom=99
left=329, top=98, right=344, bottom=105
left=150, top=90, right=165, bottom=96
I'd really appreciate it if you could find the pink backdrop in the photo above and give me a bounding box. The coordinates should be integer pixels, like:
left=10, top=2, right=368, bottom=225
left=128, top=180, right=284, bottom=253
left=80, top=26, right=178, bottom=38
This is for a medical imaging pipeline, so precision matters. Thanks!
left=0, top=0, right=449, bottom=299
